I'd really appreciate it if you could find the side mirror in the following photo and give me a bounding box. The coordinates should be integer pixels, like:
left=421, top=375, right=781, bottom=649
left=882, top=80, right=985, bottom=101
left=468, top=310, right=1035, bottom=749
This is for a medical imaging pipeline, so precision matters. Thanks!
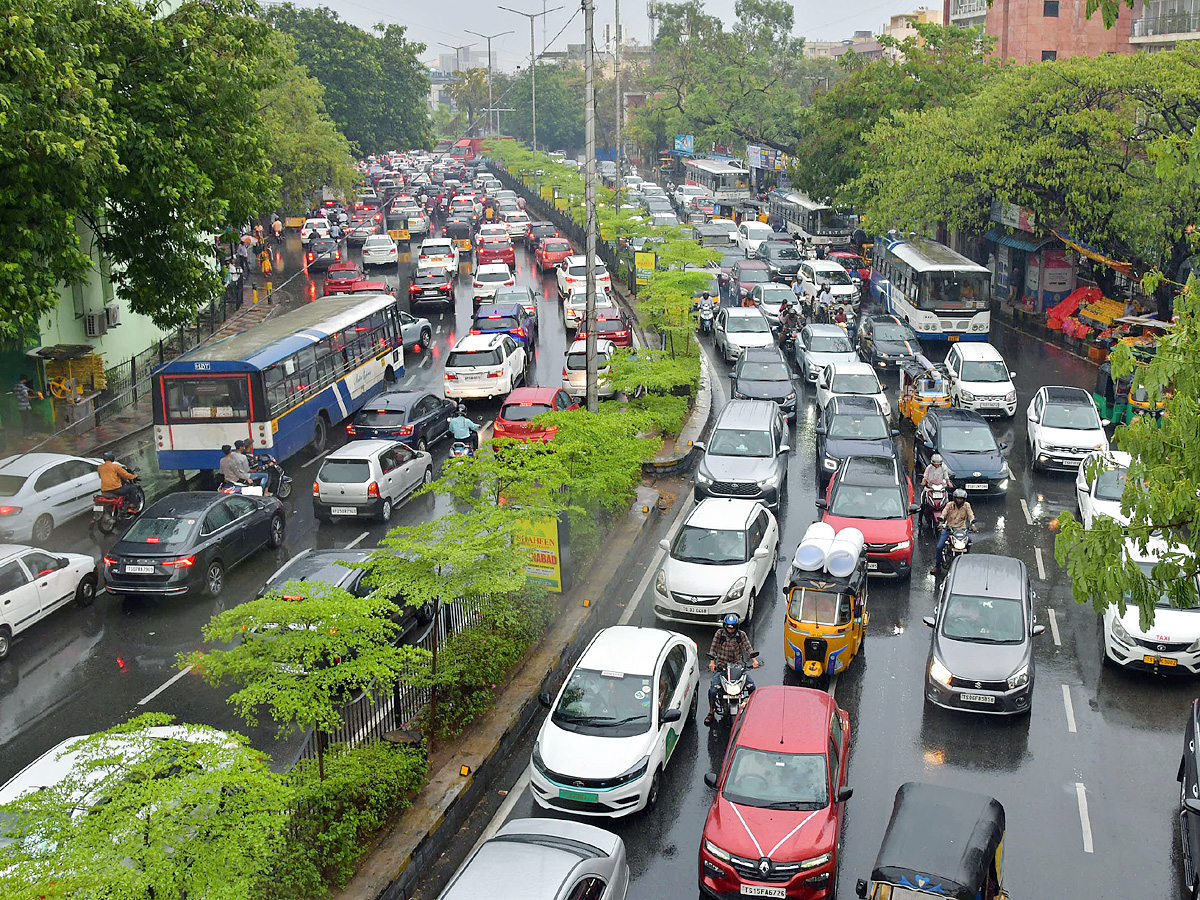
left=538, top=690, right=553, bottom=708
left=923, top=441, right=935, bottom=450
left=922, top=615, right=936, bottom=628
left=1101, top=418, right=1112, bottom=427
left=753, top=547, right=770, bottom=559
left=1009, top=371, right=1017, bottom=378
left=1033, top=624, right=1046, bottom=636
left=661, top=708, right=682, bottom=724
left=704, top=772, right=719, bottom=789
left=780, top=444, right=791, bottom=453
left=814, top=426, right=827, bottom=435
left=908, top=504, right=921, bottom=514
left=838, top=786, right=854, bottom=802
left=693, top=440, right=705, bottom=451
left=1184, top=798, right=1200, bottom=816
left=999, top=441, right=1009, bottom=450
left=856, top=880, right=868, bottom=899
left=56, top=557, right=69, bottom=570
left=815, top=499, right=828, bottom=510
left=660, top=539, right=671, bottom=552
left=891, top=429, right=900, bottom=437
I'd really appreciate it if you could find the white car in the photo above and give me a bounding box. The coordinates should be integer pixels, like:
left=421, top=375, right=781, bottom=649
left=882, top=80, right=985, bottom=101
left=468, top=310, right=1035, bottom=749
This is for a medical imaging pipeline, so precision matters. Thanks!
left=0, top=453, right=103, bottom=543
left=815, top=361, right=891, bottom=417
left=799, top=259, right=860, bottom=305
left=653, top=499, right=778, bottom=624
left=563, top=287, right=618, bottom=331
left=443, top=332, right=528, bottom=400
left=674, top=184, right=707, bottom=209
left=713, top=306, right=775, bottom=363
left=1076, top=450, right=1133, bottom=528
left=793, top=323, right=859, bottom=383
left=557, top=255, right=611, bottom=298
left=562, top=338, right=617, bottom=398
left=1102, top=540, right=1200, bottom=673
left=531, top=625, right=700, bottom=818
left=417, top=237, right=459, bottom=271
left=360, top=234, right=398, bottom=267
left=314, top=439, right=432, bottom=523
left=472, top=263, right=516, bottom=302
left=476, top=222, right=510, bottom=242
left=945, top=343, right=1017, bottom=417
left=500, top=209, right=531, bottom=237
left=730, top=221, right=773, bottom=258
left=0, top=545, right=97, bottom=660
left=1027, top=385, right=1109, bottom=472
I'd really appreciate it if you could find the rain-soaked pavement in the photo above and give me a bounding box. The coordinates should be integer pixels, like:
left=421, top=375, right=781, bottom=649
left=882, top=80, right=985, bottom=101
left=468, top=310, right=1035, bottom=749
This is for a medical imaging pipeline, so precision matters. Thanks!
left=2, top=230, right=1194, bottom=897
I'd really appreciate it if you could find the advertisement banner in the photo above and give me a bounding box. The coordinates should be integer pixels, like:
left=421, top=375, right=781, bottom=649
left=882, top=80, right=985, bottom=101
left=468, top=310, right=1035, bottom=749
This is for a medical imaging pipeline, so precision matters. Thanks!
left=541, top=185, right=554, bottom=202
left=634, top=250, right=657, bottom=286
left=990, top=201, right=1037, bottom=233
left=673, top=134, right=694, bottom=154
left=285, top=217, right=306, bottom=229
left=746, top=144, right=763, bottom=169
left=554, top=197, right=569, bottom=212
left=517, top=516, right=564, bottom=592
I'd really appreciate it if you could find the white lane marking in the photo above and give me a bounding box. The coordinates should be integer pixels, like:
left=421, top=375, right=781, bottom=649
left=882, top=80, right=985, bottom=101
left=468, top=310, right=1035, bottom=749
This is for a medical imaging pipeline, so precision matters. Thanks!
left=1020, top=498, right=1033, bottom=525
left=1062, top=684, right=1077, bottom=733
left=300, top=448, right=332, bottom=469
left=345, top=531, right=370, bottom=549
left=1035, top=546, right=1047, bottom=580
left=1048, top=608, right=1062, bottom=646
left=1075, top=782, right=1094, bottom=853
left=472, top=765, right=532, bottom=855
left=137, top=665, right=194, bottom=706
left=619, top=492, right=696, bottom=626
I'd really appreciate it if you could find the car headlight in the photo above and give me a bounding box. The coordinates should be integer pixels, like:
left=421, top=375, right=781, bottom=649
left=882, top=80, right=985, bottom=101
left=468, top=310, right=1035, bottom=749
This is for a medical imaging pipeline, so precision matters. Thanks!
left=656, top=569, right=667, bottom=594
left=705, top=839, right=733, bottom=862
left=615, top=755, right=650, bottom=786
left=1007, top=665, right=1029, bottom=690
left=1111, top=617, right=1131, bottom=644
left=757, top=472, right=780, bottom=487
left=1187, top=637, right=1200, bottom=653
left=799, top=852, right=832, bottom=870
left=725, top=577, right=747, bottom=602
left=785, top=392, right=796, bottom=401
left=894, top=540, right=911, bottom=551
left=960, top=390, right=975, bottom=402
left=1000, top=462, right=1011, bottom=477
left=929, top=657, right=952, bottom=686
left=823, top=457, right=839, bottom=471
left=696, top=470, right=713, bottom=486
left=1005, top=391, right=1017, bottom=403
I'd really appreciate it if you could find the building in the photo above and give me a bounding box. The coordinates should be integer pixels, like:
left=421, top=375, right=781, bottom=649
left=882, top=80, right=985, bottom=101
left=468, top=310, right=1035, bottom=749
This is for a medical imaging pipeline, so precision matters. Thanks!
left=803, top=40, right=850, bottom=57
left=436, top=49, right=495, bottom=73
left=944, top=0, right=1134, bottom=62
left=427, top=69, right=455, bottom=113
left=1129, top=0, right=1200, bottom=48
left=884, top=7, right=941, bottom=40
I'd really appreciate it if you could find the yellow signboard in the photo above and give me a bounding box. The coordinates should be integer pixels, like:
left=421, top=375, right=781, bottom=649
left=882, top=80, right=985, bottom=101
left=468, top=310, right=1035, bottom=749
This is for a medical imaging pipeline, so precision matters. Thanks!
left=517, top=516, right=564, bottom=592
left=388, top=229, right=410, bottom=241
left=522, top=175, right=533, bottom=186
left=635, top=250, right=657, bottom=286
left=285, top=216, right=305, bottom=229
left=541, top=186, right=554, bottom=202
left=554, top=197, right=568, bottom=212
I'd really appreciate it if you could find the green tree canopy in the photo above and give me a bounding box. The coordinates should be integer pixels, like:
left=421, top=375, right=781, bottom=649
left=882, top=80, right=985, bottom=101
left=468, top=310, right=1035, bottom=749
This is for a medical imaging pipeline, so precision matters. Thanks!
left=447, top=69, right=492, bottom=138
left=505, top=65, right=586, bottom=152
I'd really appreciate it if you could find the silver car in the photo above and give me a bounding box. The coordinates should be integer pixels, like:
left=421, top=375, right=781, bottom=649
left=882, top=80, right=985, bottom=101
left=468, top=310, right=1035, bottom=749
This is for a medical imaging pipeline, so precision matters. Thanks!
left=314, top=440, right=432, bottom=523
left=437, top=818, right=629, bottom=900
left=0, top=453, right=102, bottom=544
left=713, top=306, right=775, bottom=363
left=694, top=400, right=790, bottom=509
left=793, top=323, right=858, bottom=383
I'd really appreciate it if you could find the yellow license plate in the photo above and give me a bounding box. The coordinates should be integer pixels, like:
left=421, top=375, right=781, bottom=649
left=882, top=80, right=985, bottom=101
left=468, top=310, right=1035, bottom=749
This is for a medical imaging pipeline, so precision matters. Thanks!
left=947, top=334, right=961, bottom=342
left=1143, top=655, right=1178, bottom=666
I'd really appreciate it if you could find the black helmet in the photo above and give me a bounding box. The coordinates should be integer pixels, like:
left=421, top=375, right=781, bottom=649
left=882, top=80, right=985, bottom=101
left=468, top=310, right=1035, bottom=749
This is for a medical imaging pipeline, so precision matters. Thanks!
left=954, top=488, right=967, bottom=501
left=102, top=450, right=115, bottom=462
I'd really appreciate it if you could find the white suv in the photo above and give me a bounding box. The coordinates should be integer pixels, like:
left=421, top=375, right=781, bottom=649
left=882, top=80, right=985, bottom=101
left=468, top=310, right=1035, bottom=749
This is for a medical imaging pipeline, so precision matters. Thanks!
left=1102, top=539, right=1200, bottom=673
left=444, top=333, right=528, bottom=400
left=945, top=343, right=1017, bottom=417
left=300, top=218, right=331, bottom=245
left=815, top=361, right=891, bottom=417
left=418, top=237, right=459, bottom=271
left=556, top=255, right=610, bottom=298
left=1027, top=385, right=1109, bottom=472
left=472, top=263, right=515, bottom=302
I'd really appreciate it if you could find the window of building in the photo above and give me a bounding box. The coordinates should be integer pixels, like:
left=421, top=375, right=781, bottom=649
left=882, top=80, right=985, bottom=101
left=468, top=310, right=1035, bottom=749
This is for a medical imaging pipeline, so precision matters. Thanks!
left=1041, top=49, right=1058, bottom=61
left=1043, top=0, right=1059, bottom=15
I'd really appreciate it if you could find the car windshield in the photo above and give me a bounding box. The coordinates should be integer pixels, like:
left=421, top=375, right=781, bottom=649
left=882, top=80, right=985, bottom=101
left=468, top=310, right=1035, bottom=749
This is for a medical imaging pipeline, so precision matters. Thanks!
left=942, top=594, right=1025, bottom=643
left=500, top=402, right=552, bottom=422
left=829, top=483, right=907, bottom=519
left=809, top=334, right=852, bottom=353
left=738, top=268, right=770, bottom=283
left=739, top=360, right=791, bottom=381
left=940, top=425, right=997, bottom=453
left=723, top=747, right=829, bottom=810
left=1133, top=561, right=1200, bottom=610
left=566, top=351, right=611, bottom=370
left=318, top=460, right=371, bottom=483
left=1042, top=402, right=1102, bottom=430
left=356, top=409, right=408, bottom=428
left=671, top=524, right=748, bottom=564
left=544, top=241, right=571, bottom=253
left=757, top=287, right=794, bottom=303
left=475, top=316, right=520, bottom=330
left=831, top=374, right=880, bottom=395
left=1093, top=466, right=1128, bottom=501
left=961, top=360, right=1011, bottom=383
left=874, top=322, right=916, bottom=342
left=124, top=517, right=195, bottom=544
left=787, top=587, right=852, bottom=626
left=708, top=428, right=774, bottom=458
left=417, top=268, right=449, bottom=281
left=828, top=414, right=889, bottom=440
left=770, top=246, right=801, bottom=260
left=728, top=315, right=771, bottom=334
left=476, top=271, right=510, bottom=283
left=816, top=268, right=853, bottom=286
left=0, top=474, right=27, bottom=497
left=551, top=668, right=653, bottom=737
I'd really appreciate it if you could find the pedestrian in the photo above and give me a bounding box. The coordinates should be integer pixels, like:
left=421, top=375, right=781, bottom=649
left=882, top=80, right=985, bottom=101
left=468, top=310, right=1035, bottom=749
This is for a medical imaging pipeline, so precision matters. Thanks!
left=258, top=248, right=272, bottom=279
left=13, top=375, right=42, bottom=435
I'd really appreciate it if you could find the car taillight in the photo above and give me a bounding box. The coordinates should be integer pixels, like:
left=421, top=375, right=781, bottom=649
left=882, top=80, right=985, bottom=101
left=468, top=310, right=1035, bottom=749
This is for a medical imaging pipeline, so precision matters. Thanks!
left=306, top=252, right=314, bottom=262
left=409, top=283, right=420, bottom=292
left=163, top=556, right=196, bottom=568
left=444, top=372, right=456, bottom=380
left=562, top=367, right=569, bottom=377
left=470, top=328, right=481, bottom=334
left=397, top=425, right=413, bottom=435
left=442, top=282, right=452, bottom=290
left=334, top=250, right=341, bottom=260
left=367, top=481, right=380, bottom=498
left=487, top=371, right=503, bottom=378
left=0, top=506, right=20, bottom=515
left=103, top=556, right=118, bottom=567
left=346, top=424, right=357, bottom=435
left=515, top=327, right=526, bottom=337
left=312, top=480, right=320, bottom=496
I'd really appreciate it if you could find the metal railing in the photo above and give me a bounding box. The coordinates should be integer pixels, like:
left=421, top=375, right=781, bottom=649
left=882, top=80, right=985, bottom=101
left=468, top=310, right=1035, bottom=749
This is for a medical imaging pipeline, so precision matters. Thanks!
left=1131, top=11, right=1200, bottom=35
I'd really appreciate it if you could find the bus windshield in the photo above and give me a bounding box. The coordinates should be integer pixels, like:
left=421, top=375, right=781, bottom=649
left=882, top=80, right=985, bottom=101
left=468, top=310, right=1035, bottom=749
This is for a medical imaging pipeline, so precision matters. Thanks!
left=815, top=210, right=851, bottom=232
left=918, top=273, right=990, bottom=310
left=163, top=377, right=251, bottom=423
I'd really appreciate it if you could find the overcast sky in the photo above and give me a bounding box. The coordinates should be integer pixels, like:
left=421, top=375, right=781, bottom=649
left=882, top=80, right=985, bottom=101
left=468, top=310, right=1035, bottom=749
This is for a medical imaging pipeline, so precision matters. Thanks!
left=306, top=0, right=929, bottom=71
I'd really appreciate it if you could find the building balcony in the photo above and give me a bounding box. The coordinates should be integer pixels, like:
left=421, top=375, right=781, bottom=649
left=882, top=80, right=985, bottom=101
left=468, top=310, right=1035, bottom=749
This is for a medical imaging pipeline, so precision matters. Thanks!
left=1130, top=11, right=1200, bottom=41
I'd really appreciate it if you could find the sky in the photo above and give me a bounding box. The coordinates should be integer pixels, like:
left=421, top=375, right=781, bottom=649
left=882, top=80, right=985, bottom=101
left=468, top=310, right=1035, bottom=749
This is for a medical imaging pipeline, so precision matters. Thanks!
left=308, top=0, right=932, bottom=71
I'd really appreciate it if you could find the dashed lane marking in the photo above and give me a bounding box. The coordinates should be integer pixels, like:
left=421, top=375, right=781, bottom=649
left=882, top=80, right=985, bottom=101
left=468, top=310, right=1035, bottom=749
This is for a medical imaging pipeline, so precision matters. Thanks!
left=1062, top=684, right=1077, bottom=733
left=299, top=448, right=332, bottom=469
left=1020, top=498, right=1033, bottom=525
left=345, top=531, right=370, bottom=549
left=1035, top=546, right=1047, bottom=580
left=1048, top=608, right=1062, bottom=646
left=1076, top=782, right=1094, bottom=853
left=138, top=665, right=194, bottom=706
left=619, top=492, right=696, bottom=627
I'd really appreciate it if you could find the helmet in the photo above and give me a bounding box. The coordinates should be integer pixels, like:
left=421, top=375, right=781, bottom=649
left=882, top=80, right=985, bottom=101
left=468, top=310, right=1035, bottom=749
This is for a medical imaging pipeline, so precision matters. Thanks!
left=931, top=453, right=943, bottom=466
left=701, top=291, right=711, bottom=300
left=457, top=403, right=467, bottom=415
left=722, top=613, right=740, bottom=632
left=102, top=450, right=115, bottom=462
left=954, top=488, right=967, bottom=501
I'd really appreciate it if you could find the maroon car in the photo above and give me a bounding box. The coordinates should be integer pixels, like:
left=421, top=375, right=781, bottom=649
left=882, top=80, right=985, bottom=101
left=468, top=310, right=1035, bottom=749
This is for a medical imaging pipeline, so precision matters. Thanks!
left=576, top=312, right=633, bottom=348
left=720, top=259, right=772, bottom=303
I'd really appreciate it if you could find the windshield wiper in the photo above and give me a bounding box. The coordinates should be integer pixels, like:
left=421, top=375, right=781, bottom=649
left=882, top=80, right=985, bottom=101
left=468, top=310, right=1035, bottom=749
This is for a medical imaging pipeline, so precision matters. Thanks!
left=761, top=800, right=821, bottom=810
left=554, top=714, right=616, bottom=725
left=589, top=715, right=649, bottom=728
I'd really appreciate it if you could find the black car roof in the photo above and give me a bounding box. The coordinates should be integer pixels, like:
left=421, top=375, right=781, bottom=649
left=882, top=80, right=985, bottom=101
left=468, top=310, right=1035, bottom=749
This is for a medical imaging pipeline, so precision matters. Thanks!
left=265, top=549, right=371, bottom=590
left=1044, top=385, right=1091, bottom=404
left=829, top=396, right=885, bottom=416
left=946, top=554, right=1028, bottom=598
left=369, top=389, right=423, bottom=411
left=926, top=407, right=988, bottom=426
left=838, top=455, right=900, bottom=485
left=139, top=492, right=225, bottom=516
left=739, top=347, right=788, bottom=364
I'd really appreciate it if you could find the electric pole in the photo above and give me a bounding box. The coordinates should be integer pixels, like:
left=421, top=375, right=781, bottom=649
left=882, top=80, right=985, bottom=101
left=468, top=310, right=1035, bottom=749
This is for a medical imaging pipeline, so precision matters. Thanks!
left=613, top=0, right=623, bottom=254
left=438, top=41, right=475, bottom=73
left=499, top=5, right=562, bottom=164
left=465, top=30, right=512, bottom=136
left=584, top=0, right=599, bottom=412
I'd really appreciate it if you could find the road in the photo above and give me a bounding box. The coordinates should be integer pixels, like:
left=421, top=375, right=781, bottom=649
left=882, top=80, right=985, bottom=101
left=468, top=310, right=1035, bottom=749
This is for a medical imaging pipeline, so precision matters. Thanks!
left=411, top=315, right=1195, bottom=900
left=0, top=225, right=583, bottom=779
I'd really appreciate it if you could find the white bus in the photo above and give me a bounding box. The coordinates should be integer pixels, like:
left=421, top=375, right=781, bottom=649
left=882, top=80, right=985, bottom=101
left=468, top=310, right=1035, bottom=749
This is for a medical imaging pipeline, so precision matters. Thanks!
left=868, top=235, right=991, bottom=341
left=683, top=158, right=751, bottom=203
left=766, top=190, right=854, bottom=249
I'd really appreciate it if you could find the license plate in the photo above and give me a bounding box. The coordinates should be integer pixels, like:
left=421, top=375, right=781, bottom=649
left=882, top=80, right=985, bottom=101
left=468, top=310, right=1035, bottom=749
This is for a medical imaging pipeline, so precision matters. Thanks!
left=959, top=692, right=995, bottom=704
left=558, top=788, right=599, bottom=803
left=93, top=505, right=103, bottom=512
left=966, top=482, right=988, bottom=490
left=947, top=334, right=961, bottom=342
left=740, top=887, right=787, bottom=898
left=867, top=561, right=879, bottom=571
left=125, top=565, right=155, bottom=574
left=1144, top=655, right=1178, bottom=667
left=331, top=506, right=357, bottom=516
left=463, top=373, right=484, bottom=381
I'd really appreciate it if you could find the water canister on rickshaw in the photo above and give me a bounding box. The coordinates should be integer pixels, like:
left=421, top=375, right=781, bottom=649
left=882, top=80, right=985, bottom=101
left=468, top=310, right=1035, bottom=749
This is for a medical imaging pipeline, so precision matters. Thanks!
left=795, top=522, right=837, bottom=571
left=825, top=528, right=865, bottom=578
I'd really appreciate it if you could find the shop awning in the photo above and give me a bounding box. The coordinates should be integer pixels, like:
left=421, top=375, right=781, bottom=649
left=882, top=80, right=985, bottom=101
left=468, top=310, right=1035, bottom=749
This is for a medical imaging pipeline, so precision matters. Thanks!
left=984, top=227, right=1054, bottom=253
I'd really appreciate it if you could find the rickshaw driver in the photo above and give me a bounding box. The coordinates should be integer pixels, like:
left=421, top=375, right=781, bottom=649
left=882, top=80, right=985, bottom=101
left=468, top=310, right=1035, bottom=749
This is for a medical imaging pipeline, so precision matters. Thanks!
left=705, top=613, right=760, bottom=726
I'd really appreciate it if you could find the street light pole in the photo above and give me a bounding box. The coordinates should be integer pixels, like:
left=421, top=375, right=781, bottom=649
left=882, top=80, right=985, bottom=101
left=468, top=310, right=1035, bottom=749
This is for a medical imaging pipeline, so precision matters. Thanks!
left=614, top=0, right=623, bottom=250
left=584, top=0, right=598, bottom=412
left=498, top=5, right=562, bottom=163
left=438, top=41, right=475, bottom=73
left=465, top=29, right=513, bottom=136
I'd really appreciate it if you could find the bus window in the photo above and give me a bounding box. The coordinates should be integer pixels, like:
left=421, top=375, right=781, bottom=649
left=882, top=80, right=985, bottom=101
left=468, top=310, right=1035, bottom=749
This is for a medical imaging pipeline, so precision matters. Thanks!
left=264, top=365, right=287, bottom=414
left=314, top=337, right=337, bottom=384
left=163, top=376, right=250, bottom=422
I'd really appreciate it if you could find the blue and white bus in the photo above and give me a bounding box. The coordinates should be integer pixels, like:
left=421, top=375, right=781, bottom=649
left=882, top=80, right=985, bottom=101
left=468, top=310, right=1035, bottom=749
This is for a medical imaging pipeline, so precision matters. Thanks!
left=766, top=190, right=854, bottom=249
left=869, top=235, right=991, bottom=341
left=152, top=294, right=405, bottom=471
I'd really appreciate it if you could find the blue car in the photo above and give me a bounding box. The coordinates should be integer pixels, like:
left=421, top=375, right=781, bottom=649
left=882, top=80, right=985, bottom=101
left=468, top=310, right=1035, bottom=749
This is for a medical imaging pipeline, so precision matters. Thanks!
left=470, top=301, right=538, bottom=347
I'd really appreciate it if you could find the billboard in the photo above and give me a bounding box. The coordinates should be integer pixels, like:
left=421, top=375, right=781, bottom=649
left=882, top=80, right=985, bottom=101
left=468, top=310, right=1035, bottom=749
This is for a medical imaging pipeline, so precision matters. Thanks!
left=673, top=134, right=694, bottom=154
left=517, top=516, right=565, bottom=592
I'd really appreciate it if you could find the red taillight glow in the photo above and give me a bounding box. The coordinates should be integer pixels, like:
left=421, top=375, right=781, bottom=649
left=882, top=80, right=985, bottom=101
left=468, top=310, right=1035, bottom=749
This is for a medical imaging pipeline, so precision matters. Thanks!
left=312, top=481, right=320, bottom=496
left=0, top=506, right=20, bottom=516
left=103, top=556, right=118, bottom=566
left=444, top=372, right=456, bottom=379
left=367, top=481, right=380, bottom=499
left=487, top=371, right=503, bottom=378
left=516, top=327, right=526, bottom=337
left=306, top=252, right=314, bottom=262
left=346, top=424, right=357, bottom=435
left=282, top=594, right=302, bottom=601
left=469, top=328, right=481, bottom=334
left=397, top=425, right=413, bottom=435
left=409, top=283, right=420, bottom=292
left=163, top=556, right=196, bottom=568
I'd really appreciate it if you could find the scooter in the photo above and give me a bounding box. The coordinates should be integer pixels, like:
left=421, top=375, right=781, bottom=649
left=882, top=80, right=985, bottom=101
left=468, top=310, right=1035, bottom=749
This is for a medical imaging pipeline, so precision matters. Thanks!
left=449, top=441, right=474, bottom=458
left=219, top=455, right=292, bottom=499
left=693, top=299, right=715, bottom=335
left=91, top=476, right=145, bottom=535
left=920, top=482, right=949, bottom=533
left=937, top=524, right=976, bottom=572
left=709, top=651, right=759, bottom=729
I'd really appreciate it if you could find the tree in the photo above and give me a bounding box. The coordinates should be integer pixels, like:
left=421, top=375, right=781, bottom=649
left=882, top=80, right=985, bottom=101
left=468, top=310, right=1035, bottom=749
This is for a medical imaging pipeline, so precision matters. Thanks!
left=0, top=713, right=289, bottom=900
left=506, top=65, right=585, bottom=151
left=447, top=69, right=492, bottom=137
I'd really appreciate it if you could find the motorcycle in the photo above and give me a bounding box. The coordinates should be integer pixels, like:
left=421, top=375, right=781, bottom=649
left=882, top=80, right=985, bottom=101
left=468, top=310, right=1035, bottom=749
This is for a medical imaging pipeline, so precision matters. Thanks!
left=219, top=454, right=292, bottom=499
left=937, top=524, right=976, bottom=572
left=709, top=651, right=759, bottom=728
left=449, top=441, right=474, bottom=458
left=920, top=482, right=949, bottom=533
left=693, top=299, right=715, bottom=335
left=91, top=476, right=145, bottom=535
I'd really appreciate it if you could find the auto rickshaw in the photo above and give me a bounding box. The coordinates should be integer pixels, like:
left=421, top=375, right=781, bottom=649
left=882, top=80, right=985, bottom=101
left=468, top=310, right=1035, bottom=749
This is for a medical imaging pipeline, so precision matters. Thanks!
left=897, top=355, right=951, bottom=428
left=856, top=782, right=1008, bottom=900
left=445, top=219, right=472, bottom=255
left=782, top=526, right=868, bottom=688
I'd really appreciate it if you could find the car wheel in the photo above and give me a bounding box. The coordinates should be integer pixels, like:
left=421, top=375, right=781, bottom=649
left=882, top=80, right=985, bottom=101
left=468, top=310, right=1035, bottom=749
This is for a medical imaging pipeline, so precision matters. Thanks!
left=380, top=498, right=393, bottom=522
left=689, top=686, right=699, bottom=722
left=744, top=590, right=756, bottom=624
left=205, top=561, right=225, bottom=598
left=644, top=768, right=663, bottom=813
left=421, top=467, right=433, bottom=486
left=75, top=573, right=97, bottom=607
left=0, top=626, right=10, bottom=660
left=1101, top=639, right=1114, bottom=668
left=416, top=437, right=428, bottom=453
left=268, top=514, right=286, bottom=549
left=31, top=514, right=53, bottom=545
left=419, top=327, right=432, bottom=350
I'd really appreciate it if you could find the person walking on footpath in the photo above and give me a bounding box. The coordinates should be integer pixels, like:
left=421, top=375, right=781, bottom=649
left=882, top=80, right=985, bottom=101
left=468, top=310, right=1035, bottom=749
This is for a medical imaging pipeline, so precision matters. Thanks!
left=14, top=375, right=42, bottom=435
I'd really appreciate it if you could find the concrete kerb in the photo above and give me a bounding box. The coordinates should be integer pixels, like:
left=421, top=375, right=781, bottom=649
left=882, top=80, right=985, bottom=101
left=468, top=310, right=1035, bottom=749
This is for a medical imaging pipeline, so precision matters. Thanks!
left=641, top=349, right=715, bottom=478
left=337, top=487, right=662, bottom=900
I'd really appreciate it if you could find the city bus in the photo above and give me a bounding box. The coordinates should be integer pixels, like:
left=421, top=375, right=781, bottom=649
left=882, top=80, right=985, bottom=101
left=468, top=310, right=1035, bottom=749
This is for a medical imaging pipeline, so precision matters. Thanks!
left=152, top=294, right=405, bottom=471
left=683, top=158, right=752, bottom=204
left=869, top=234, right=991, bottom=341
left=766, top=189, right=854, bottom=249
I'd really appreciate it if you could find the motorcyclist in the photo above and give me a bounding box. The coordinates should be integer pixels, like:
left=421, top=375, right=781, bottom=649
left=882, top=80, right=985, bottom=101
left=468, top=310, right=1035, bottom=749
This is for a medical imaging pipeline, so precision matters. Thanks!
left=447, top=404, right=481, bottom=452
left=935, top=488, right=977, bottom=572
left=97, top=451, right=138, bottom=508
left=705, top=613, right=760, bottom=726
left=238, top=439, right=271, bottom=493
left=778, top=302, right=800, bottom=343
left=693, top=291, right=715, bottom=330
left=922, top=453, right=953, bottom=490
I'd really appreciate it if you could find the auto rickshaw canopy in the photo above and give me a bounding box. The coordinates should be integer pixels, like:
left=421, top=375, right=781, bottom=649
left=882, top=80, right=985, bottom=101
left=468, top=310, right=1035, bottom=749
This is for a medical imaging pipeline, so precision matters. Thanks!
left=870, top=782, right=1006, bottom=900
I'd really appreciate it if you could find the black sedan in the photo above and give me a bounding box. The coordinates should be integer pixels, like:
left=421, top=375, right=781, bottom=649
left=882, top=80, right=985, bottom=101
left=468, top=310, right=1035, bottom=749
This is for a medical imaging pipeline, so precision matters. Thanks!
left=408, top=266, right=455, bottom=305
left=913, top=407, right=1011, bottom=497
left=526, top=221, right=560, bottom=249
left=346, top=389, right=457, bottom=452
left=855, top=313, right=920, bottom=370
left=306, top=238, right=342, bottom=271
left=731, top=346, right=797, bottom=420
left=816, top=395, right=898, bottom=485
left=1178, top=699, right=1200, bottom=898
left=104, top=493, right=284, bottom=599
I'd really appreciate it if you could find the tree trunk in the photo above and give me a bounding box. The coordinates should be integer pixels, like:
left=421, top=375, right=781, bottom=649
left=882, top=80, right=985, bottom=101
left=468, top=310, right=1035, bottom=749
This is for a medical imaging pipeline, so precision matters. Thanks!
left=428, top=598, right=441, bottom=739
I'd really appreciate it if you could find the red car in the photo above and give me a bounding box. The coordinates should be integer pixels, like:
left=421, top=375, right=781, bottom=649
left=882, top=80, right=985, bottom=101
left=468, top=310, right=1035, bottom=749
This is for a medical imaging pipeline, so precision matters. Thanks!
left=536, top=237, right=574, bottom=272
left=476, top=235, right=516, bottom=267
left=828, top=251, right=870, bottom=282
left=699, top=686, right=851, bottom=900
left=325, top=280, right=394, bottom=297
left=817, top=455, right=916, bottom=578
left=323, top=262, right=364, bottom=295
left=576, top=312, right=633, bottom=348
left=492, top=387, right=578, bottom=442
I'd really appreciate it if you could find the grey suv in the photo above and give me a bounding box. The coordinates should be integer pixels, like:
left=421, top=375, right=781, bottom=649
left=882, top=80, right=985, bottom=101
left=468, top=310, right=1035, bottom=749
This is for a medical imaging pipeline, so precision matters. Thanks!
left=693, top=400, right=790, bottom=509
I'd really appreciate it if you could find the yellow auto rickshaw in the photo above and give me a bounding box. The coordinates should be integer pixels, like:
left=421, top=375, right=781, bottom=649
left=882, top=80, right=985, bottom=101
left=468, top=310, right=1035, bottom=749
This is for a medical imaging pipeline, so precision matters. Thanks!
left=898, top=354, right=951, bottom=428
left=445, top=219, right=473, bottom=255
left=782, top=525, right=868, bottom=688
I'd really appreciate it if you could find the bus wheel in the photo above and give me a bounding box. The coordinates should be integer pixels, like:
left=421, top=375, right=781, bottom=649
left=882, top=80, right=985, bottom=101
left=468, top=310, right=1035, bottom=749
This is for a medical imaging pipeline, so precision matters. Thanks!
left=384, top=365, right=396, bottom=383
left=311, top=414, right=329, bottom=454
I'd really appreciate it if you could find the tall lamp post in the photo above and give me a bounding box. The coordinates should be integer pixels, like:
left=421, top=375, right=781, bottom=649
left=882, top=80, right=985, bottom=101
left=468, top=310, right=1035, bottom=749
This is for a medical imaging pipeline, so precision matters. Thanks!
left=498, top=5, right=562, bottom=163
left=465, top=29, right=513, bottom=136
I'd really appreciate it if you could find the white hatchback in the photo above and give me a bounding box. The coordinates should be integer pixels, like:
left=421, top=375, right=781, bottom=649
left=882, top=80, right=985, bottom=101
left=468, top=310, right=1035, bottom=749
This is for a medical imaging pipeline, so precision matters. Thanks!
left=418, top=237, right=459, bottom=271
left=361, top=234, right=398, bottom=267
left=443, top=332, right=528, bottom=400
left=1103, top=540, right=1200, bottom=673
left=1075, top=450, right=1133, bottom=528
left=653, top=498, right=778, bottom=625
left=0, top=453, right=103, bottom=543
left=816, top=361, right=891, bottom=417
left=531, top=625, right=700, bottom=818
left=472, top=263, right=516, bottom=301
left=945, top=343, right=1017, bottom=417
